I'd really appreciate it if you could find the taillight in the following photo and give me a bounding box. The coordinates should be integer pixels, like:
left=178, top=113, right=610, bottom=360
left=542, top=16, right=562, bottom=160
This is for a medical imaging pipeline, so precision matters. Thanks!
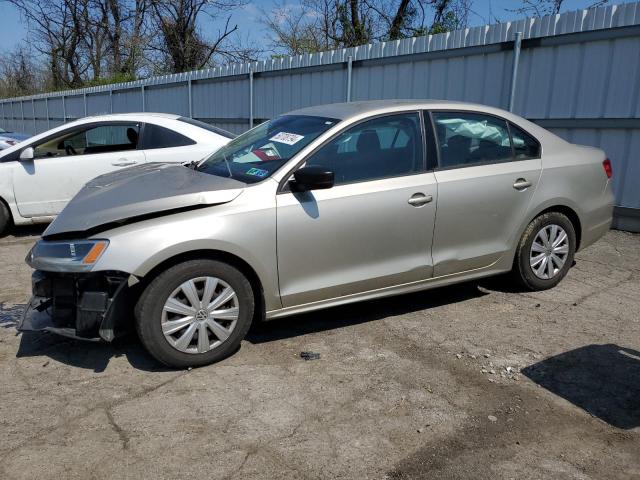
left=602, top=158, right=612, bottom=178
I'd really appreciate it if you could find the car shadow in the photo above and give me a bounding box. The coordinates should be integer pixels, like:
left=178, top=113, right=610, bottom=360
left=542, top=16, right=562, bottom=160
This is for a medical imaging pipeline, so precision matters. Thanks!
left=246, top=282, right=488, bottom=344
left=8, top=302, right=166, bottom=373
left=522, top=344, right=640, bottom=429
left=1, top=224, right=47, bottom=239
left=13, top=282, right=489, bottom=372
left=15, top=332, right=168, bottom=373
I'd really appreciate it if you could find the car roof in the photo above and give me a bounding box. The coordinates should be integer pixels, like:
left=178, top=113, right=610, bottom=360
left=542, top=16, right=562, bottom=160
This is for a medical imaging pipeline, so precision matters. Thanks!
left=76, top=112, right=180, bottom=122
left=288, top=99, right=512, bottom=121
left=286, top=99, right=567, bottom=148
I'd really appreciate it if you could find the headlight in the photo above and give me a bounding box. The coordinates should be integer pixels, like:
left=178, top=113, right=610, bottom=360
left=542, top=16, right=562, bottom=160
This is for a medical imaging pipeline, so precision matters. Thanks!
left=26, top=240, right=109, bottom=272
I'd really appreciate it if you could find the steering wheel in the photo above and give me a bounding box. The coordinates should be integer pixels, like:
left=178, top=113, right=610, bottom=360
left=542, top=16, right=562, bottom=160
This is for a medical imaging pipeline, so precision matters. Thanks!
left=65, top=144, right=77, bottom=156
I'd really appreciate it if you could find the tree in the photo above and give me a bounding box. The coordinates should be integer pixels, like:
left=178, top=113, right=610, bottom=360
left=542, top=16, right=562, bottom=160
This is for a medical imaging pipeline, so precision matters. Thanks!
left=7, top=0, right=150, bottom=88
left=263, top=0, right=473, bottom=56
left=0, top=47, right=44, bottom=97
left=512, top=0, right=609, bottom=16
left=148, top=0, right=258, bottom=73
left=91, top=0, right=149, bottom=78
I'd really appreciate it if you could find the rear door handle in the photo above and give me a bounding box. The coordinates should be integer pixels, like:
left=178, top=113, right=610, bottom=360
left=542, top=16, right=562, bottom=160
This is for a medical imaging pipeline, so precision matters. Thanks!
left=513, top=178, right=532, bottom=190
left=112, top=158, right=137, bottom=166
left=408, top=193, right=433, bottom=207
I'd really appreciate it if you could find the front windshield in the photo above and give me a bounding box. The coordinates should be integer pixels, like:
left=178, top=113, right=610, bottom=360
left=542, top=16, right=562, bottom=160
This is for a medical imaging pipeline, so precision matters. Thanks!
left=196, top=115, right=339, bottom=183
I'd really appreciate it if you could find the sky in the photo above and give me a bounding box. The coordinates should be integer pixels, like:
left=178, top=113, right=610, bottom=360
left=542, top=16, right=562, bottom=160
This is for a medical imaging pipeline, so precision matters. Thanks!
left=0, top=0, right=628, bottom=57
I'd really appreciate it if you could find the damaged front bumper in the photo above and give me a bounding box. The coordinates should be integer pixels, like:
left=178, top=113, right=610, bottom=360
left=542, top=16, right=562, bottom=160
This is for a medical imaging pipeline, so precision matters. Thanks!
left=18, top=270, right=133, bottom=342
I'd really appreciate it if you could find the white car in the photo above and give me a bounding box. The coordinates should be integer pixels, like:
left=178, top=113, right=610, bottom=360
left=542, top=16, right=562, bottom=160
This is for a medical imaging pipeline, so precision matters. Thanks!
left=0, top=113, right=233, bottom=234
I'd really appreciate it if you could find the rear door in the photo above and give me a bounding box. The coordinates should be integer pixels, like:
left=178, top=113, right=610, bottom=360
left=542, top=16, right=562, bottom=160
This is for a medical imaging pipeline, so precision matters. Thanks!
left=428, top=111, right=542, bottom=276
left=13, top=122, right=145, bottom=217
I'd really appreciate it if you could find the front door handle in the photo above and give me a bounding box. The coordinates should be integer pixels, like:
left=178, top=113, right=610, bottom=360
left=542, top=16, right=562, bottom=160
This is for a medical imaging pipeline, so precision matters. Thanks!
left=408, top=193, right=433, bottom=207
left=513, top=178, right=532, bottom=190
left=112, top=158, right=137, bottom=166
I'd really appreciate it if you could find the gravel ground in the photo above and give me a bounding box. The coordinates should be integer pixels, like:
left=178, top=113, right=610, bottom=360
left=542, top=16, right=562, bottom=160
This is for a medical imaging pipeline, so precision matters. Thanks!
left=0, top=227, right=638, bottom=479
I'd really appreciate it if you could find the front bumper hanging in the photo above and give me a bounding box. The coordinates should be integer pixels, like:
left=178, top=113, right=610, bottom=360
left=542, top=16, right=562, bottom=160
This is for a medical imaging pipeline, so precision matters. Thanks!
left=18, top=270, right=132, bottom=342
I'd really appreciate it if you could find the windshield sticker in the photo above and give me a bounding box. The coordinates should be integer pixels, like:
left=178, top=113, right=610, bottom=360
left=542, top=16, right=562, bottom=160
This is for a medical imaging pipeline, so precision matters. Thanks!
left=246, top=167, right=269, bottom=177
left=269, top=132, right=305, bottom=145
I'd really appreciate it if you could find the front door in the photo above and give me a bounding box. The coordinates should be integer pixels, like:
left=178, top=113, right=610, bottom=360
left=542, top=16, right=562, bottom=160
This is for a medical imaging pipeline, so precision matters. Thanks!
left=276, top=112, right=437, bottom=307
left=429, top=111, right=543, bottom=276
left=13, top=122, right=145, bottom=217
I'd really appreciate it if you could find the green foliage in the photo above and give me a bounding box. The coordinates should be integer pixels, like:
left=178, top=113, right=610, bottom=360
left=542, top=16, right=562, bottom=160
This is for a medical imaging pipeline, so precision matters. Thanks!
left=429, top=11, right=461, bottom=35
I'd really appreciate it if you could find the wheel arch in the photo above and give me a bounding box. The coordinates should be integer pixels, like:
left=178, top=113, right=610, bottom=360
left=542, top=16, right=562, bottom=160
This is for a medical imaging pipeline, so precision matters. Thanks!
left=534, top=205, right=582, bottom=250
left=522, top=201, right=583, bottom=251
left=135, top=249, right=267, bottom=322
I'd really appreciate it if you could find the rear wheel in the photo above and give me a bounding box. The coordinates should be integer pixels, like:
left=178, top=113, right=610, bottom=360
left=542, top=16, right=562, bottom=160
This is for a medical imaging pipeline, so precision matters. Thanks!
left=0, top=201, right=12, bottom=236
left=513, top=211, right=576, bottom=291
left=135, top=259, right=254, bottom=368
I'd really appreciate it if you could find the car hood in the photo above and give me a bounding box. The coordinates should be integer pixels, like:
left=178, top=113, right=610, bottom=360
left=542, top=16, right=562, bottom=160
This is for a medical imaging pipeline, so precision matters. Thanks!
left=0, top=132, right=30, bottom=141
left=43, top=163, right=245, bottom=238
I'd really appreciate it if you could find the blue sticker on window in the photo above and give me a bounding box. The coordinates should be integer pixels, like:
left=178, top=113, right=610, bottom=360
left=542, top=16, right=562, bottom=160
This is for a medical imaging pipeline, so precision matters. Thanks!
left=246, top=167, right=268, bottom=177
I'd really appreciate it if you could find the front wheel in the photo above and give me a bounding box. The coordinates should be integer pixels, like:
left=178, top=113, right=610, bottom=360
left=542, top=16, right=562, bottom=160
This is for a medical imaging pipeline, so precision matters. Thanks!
left=513, top=212, right=576, bottom=291
left=0, top=201, right=12, bottom=236
left=135, top=259, right=255, bottom=368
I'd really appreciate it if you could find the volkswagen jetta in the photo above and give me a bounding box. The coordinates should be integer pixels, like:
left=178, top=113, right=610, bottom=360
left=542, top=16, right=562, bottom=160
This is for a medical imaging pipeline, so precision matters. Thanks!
left=20, top=100, right=614, bottom=367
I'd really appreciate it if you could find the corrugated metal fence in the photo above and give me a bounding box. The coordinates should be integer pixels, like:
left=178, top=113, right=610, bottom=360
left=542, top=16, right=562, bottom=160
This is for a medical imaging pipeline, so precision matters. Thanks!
left=1, top=2, right=640, bottom=230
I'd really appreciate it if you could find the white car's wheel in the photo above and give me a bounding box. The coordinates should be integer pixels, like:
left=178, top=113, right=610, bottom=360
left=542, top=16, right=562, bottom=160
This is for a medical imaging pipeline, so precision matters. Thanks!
left=0, top=201, right=12, bottom=236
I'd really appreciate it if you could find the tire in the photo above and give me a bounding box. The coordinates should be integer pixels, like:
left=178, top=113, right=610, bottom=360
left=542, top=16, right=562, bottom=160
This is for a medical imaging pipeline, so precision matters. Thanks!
left=0, top=201, right=12, bottom=236
left=512, top=211, right=576, bottom=291
left=135, top=259, right=254, bottom=368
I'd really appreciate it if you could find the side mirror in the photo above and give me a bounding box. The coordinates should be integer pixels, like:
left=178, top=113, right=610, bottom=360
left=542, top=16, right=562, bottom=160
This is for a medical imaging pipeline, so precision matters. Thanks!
left=291, top=166, right=334, bottom=192
left=19, top=147, right=34, bottom=161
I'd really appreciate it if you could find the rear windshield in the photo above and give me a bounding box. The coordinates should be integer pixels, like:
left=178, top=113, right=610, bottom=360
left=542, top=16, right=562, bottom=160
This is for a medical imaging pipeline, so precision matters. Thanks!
left=196, top=115, right=339, bottom=184
left=177, top=117, right=235, bottom=139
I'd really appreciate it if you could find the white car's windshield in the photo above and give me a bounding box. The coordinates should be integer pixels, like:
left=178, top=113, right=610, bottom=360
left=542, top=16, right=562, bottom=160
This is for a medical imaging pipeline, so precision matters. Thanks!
left=197, top=115, right=338, bottom=184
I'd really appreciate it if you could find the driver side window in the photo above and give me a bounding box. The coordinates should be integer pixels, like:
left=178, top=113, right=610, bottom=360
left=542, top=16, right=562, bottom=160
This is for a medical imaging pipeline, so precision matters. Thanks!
left=33, top=123, right=139, bottom=159
left=305, top=113, right=423, bottom=185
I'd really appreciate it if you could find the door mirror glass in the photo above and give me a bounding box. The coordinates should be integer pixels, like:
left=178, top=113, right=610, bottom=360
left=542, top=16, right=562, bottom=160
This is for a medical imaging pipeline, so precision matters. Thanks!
left=19, top=147, right=34, bottom=161
left=291, top=166, right=334, bottom=192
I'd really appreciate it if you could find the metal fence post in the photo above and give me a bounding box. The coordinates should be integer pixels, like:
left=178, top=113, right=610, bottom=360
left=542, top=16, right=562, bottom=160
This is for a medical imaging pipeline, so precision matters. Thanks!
left=346, top=55, right=353, bottom=102
left=249, top=68, right=254, bottom=129
left=508, top=32, right=523, bottom=113
left=83, top=92, right=87, bottom=117
left=45, top=97, right=50, bottom=129
left=109, top=90, right=113, bottom=113
left=32, top=98, right=36, bottom=134
left=188, top=79, right=193, bottom=118
left=141, top=86, right=145, bottom=112
left=21, top=100, right=25, bottom=132
left=62, top=95, right=67, bottom=122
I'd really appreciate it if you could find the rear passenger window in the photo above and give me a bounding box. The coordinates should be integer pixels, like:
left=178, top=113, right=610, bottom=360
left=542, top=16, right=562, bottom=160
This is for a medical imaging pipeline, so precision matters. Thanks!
left=510, top=123, right=540, bottom=159
left=432, top=112, right=512, bottom=168
left=305, top=113, right=423, bottom=185
left=141, top=124, right=196, bottom=149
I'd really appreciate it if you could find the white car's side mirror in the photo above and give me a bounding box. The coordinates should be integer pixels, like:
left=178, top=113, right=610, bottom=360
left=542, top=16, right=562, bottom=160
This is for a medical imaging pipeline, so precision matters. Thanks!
left=19, top=147, right=34, bottom=161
